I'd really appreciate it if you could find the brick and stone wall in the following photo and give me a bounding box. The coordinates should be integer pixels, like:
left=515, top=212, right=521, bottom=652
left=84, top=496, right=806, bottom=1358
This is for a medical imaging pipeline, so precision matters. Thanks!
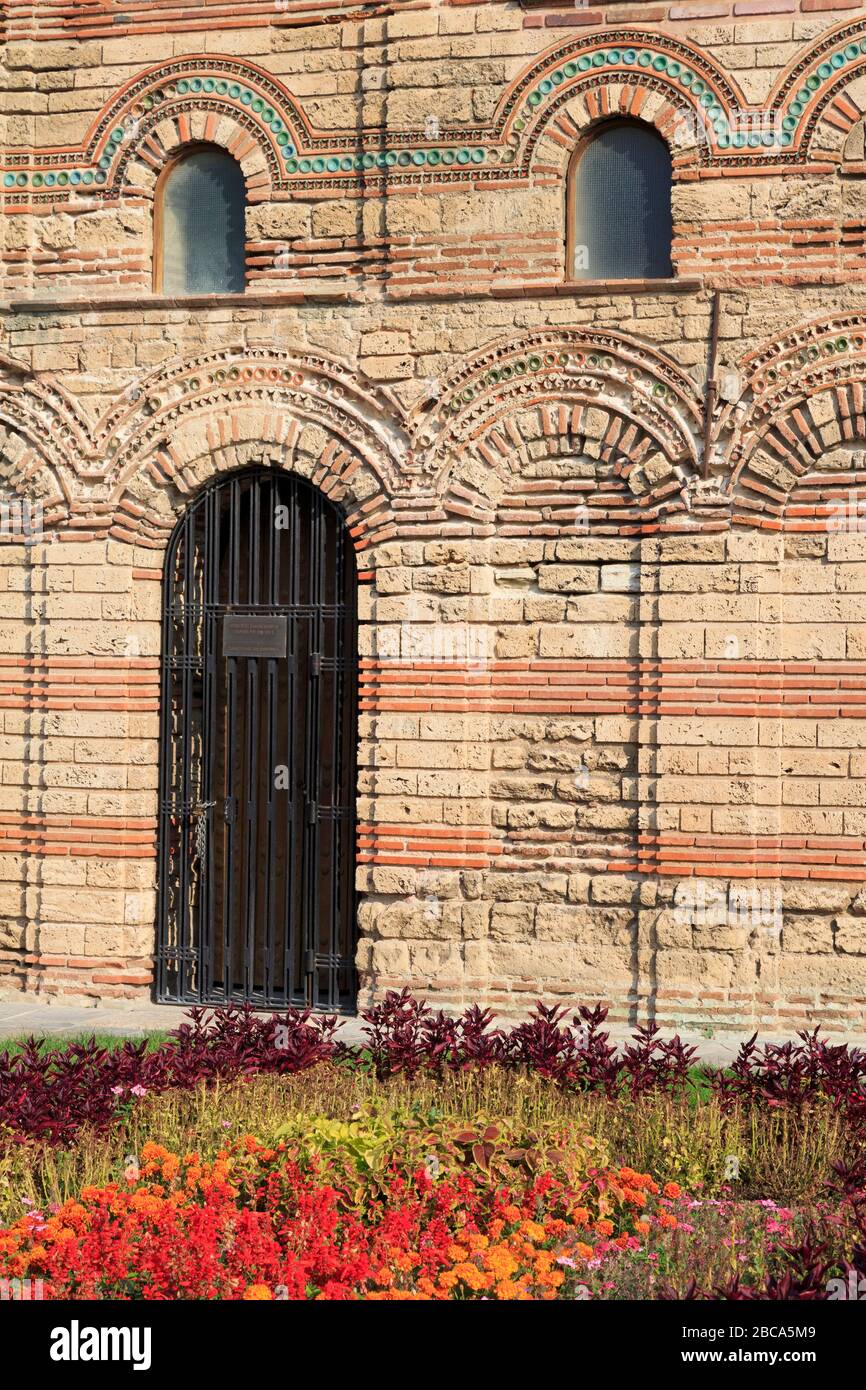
left=2, top=0, right=866, bottom=1032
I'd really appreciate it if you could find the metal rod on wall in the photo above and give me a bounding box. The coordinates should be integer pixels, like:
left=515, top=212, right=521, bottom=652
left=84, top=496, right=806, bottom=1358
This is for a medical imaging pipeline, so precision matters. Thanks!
left=703, top=289, right=721, bottom=479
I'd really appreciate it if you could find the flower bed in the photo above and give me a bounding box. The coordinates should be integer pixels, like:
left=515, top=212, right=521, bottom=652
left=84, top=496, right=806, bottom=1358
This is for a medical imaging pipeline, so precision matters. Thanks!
left=2, top=992, right=866, bottom=1300
left=0, top=1132, right=681, bottom=1300
left=2, top=1121, right=864, bottom=1300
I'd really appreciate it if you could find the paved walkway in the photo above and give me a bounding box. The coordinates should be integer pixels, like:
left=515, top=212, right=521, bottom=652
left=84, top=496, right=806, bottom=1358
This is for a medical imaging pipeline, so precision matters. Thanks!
left=0, top=999, right=365, bottom=1047
left=1, top=998, right=864, bottom=1065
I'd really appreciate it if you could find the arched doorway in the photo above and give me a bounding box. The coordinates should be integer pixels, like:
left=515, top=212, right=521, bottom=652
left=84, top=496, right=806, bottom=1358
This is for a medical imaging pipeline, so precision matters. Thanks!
left=156, top=467, right=358, bottom=1010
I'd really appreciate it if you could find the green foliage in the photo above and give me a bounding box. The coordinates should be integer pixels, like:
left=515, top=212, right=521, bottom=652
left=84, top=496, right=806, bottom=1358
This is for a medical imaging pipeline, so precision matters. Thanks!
left=0, top=1033, right=168, bottom=1055
left=275, top=1111, right=396, bottom=1176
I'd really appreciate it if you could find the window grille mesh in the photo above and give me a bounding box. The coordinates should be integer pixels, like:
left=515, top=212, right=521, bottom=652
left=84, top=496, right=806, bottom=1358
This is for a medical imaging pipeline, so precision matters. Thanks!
left=572, top=124, right=673, bottom=281
left=160, top=149, right=246, bottom=295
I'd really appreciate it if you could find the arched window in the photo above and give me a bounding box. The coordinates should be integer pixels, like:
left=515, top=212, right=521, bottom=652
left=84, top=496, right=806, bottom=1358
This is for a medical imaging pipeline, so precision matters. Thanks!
left=156, top=147, right=246, bottom=295
left=569, top=122, right=673, bottom=282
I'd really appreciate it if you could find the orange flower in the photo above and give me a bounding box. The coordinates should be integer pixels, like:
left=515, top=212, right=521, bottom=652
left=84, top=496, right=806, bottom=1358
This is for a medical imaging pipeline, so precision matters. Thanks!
left=140, top=1142, right=167, bottom=1164
left=494, top=1279, right=521, bottom=1300
left=663, top=1182, right=682, bottom=1200
left=658, top=1212, right=678, bottom=1230
left=485, top=1245, right=519, bottom=1280
left=634, top=1220, right=650, bottom=1237
left=243, top=1284, right=273, bottom=1300
left=594, top=1219, right=614, bottom=1237
left=454, top=1262, right=490, bottom=1292
left=521, top=1220, right=547, bottom=1244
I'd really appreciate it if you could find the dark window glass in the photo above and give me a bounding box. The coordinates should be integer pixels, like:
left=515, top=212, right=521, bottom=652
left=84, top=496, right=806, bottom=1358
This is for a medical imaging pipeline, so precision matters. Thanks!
left=572, top=123, right=673, bottom=281
left=159, top=149, right=246, bottom=295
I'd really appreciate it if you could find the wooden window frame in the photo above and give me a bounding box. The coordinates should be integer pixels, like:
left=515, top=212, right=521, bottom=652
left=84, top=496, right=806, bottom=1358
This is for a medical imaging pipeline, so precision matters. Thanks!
left=565, top=118, right=674, bottom=287
left=153, top=143, right=247, bottom=296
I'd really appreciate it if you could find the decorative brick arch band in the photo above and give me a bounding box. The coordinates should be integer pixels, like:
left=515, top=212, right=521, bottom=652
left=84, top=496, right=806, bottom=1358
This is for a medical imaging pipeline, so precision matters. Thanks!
left=768, top=17, right=866, bottom=161
left=0, top=364, right=84, bottom=528
left=436, top=401, right=695, bottom=539
left=113, top=415, right=397, bottom=555
left=727, top=315, right=866, bottom=526
left=6, top=20, right=866, bottom=206
left=504, top=31, right=743, bottom=176
left=0, top=348, right=407, bottom=547
left=3, top=56, right=307, bottom=203
left=517, top=19, right=866, bottom=172
left=11, top=323, right=866, bottom=539
left=415, top=329, right=702, bottom=531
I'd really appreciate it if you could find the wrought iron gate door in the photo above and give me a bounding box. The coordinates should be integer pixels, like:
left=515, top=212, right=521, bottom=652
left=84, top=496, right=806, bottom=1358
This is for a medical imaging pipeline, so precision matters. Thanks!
left=156, top=468, right=357, bottom=1010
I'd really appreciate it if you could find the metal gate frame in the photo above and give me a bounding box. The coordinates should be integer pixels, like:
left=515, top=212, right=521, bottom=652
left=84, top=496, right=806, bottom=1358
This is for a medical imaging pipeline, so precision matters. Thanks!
left=155, top=466, right=358, bottom=1011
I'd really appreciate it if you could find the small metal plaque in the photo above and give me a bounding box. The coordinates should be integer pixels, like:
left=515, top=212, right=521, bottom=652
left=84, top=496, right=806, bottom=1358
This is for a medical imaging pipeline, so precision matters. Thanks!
left=222, top=615, right=287, bottom=659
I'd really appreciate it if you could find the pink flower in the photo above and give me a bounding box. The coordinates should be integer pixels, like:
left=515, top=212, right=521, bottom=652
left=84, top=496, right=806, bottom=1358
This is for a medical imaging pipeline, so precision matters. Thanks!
left=110, top=1085, right=125, bottom=1096
left=130, top=1084, right=147, bottom=1097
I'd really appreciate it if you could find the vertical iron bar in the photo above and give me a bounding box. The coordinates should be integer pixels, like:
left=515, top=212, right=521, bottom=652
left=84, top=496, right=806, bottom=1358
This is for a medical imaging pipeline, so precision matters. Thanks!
left=284, top=474, right=300, bottom=1002
left=327, top=522, right=342, bottom=1007
left=156, top=531, right=181, bottom=1000
left=307, top=491, right=323, bottom=1007
left=243, top=654, right=260, bottom=998
left=263, top=472, right=279, bottom=1001
left=177, top=506, right=196, bottom=999
left=222, top=475, right=241, bottom=997
left=341, top=535, right=358, bottom=1009
left=201, top=483, right=218, bottom=1000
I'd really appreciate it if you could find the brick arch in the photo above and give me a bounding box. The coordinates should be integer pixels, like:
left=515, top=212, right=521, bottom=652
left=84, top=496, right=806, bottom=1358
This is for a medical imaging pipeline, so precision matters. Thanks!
left=0, top=370, right=87, bottom=529
left=118, top=110, right=273, bottom=205
left=495, top=30, right=745, bottom=176
left=110, top=427, right=394, bottom=556
left=414, top=328, right=702, bottom=529
left=0, top=423, right=69, bottom=536
left=84, top=55, right=311, bottom=198
left=531, top=82, right=703, bottom=183
left=437, top=400, right=699, bottom=538
left=89, top=343, right=406, bottom=502
left=727, top=315, right=866, bottom=525
left=0, top=352, right=405, bottom=547
left=768, top=17, right=866, bottom=160
left=106, top=405, right=399, bottom=554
